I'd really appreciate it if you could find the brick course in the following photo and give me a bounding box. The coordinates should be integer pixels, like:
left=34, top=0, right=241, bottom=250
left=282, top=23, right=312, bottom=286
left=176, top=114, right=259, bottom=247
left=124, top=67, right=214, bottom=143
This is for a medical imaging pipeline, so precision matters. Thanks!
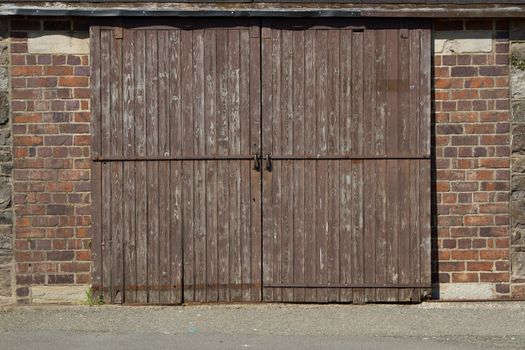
left=433, top=19, right=512, bottom=297
left=10, top=18, right=90, bottom=302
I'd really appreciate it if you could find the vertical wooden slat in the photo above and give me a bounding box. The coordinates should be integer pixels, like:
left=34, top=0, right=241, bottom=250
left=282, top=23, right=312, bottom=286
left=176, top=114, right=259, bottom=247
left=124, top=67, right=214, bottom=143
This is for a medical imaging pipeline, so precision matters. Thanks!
left=316, top=29, right=329, bottom=303
left=398, top=26, right=411, bottom=302
left=271, top=27, right=283, bottom=302
left=157, top=30, right=171, bottom=304
left=363, top=29, right=376, bottom=303
left=303, top=29, right=317, bottom=303
left=204, top=28, right=218, bottom=302
left=339, top=29, right=352, bottom=303
left=216, top=28, right=230, bottom=302
left=169, top=29, right=183, bottom=304
left=408, top=30, right=421, bottom=302
left=180, top=28, right=195, bottom=302
left=100, top=29, right=112, bottom=304
left=327, top=30, right=340, bottom=302
left=385, top=27, right=400, bottom=302
left=192, top=28, right=207, bottom=303
left=134, top=30, right=148, bottom=304
left=280, top=29, right=294, bottom=302
left=351, top=31, right=365, bottom=304
left=249, top=22, right=262, bottom=302
left=90, top=25, right=103, bottom=300
left=145, top=30, right=160, bottom=304
left=419, top=26, right=432, bottom=298
left=261, top=23, right=273, bottom=302
left=239, top=28, right=251, bottom=301
left=292, top=30, right=305, bottom=303
left=228, top=29, right=242, bottom=302
left=374, top=29, right=388, bottom=302
left=122, top=28, right=136, bottom=304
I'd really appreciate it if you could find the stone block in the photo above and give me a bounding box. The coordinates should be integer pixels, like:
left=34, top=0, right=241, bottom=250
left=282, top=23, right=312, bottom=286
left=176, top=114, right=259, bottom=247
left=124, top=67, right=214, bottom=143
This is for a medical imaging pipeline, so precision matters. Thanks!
left=511, top=199, right=525, bottom=227
left=0, top=177, right=10, bottom=210
left=512, top=42, right=525, bottom=61
left=512, top=124, right=525, bottom=152
left=511, top=67, right=525, bottom=98
left=27, top=32, right=89, bottom=54
left=0, top=129, right=10, bottom=147
left=434, top=31, right=493, bottom=54
left=435, top=283, right=495, bottom=300
left=512, top=155, right=525, bottom=173
left=0, top=92, right=8, bottom=125
left=0, top=42, right=7, bottom=66
left=512, top=100, right=525, bottom=123
left=512, top=175, right=525, bottom=191
left=0, top=232, right=11, bottom=265
left=0, top=264, right=11, bottom=297
left=31, top=285, right=88, bottom=304
left=512, top=251, right=525, bottom=278
left=512, top=227, right=525, bottom=246
left=0, top=211, right=11, bottom=225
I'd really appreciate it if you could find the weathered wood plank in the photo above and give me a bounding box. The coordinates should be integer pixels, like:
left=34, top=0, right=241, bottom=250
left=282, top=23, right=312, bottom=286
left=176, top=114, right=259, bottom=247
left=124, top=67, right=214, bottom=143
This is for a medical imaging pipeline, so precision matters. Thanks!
left=228, top=29, right=242, bottom=302
left=157, top=30, right=171, bottom=304
left=270, top=26, right=283, bottom=302
left=316, top=29, right=328, bottom=303
left=338, top=29, right=352, bottom=303
left=89, top=25, right=103, bottom=300
left=122, top=28, right=136, bottom=304
left=280, top=29, right=294, bottom=302
left=110, top=27, right=124, bottom=304
left=145, top=30, right=160, bottom=304
left=419, top=25, right=432, bottom=299
left=100, top=29, right=112, bottom=304
left=133, top=30, right=148, bottom=304
left=168, top=29, right=183, bottom=304
left=216, top=28, right=230, bottom=302
left=204, top=28, right=219, bottom=302
left=249, top=23, right=262, bottom=302
left=303, top=29, right=317, bottom=303
left=239, top=28, right=251, bottom=301
left=351, top=30, right=365, bottom=304
left=192, top=28, right=207, bottom=302
left=327, top=30, right=340, bottom=302
left=180, top=28, right=195, bottom=302
left=261, top=23, right=273, bottom=302
left=385, top=27, right=400, bottom=303
left=292, top=29, right=305, bottom=303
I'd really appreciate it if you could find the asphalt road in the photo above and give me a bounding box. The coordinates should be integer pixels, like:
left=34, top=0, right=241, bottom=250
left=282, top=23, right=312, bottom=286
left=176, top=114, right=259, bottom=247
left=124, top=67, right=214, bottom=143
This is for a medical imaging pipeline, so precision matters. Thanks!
left=1, top=302, right=524, bottom=349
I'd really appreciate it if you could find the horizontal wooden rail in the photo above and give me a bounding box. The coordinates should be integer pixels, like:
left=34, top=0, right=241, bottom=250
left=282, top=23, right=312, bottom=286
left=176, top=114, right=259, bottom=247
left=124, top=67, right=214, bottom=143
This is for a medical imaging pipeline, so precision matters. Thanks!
left=264, top=283, right=431, bottom=289
left=92, top=154, right=430, bottom=162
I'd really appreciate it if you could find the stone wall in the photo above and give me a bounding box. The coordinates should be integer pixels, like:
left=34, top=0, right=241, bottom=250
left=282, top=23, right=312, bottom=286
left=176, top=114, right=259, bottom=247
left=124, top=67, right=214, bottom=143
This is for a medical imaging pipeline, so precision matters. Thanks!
left=509, top=20, right=525, bottom=298
left=0, top=16, right=12, bottom=304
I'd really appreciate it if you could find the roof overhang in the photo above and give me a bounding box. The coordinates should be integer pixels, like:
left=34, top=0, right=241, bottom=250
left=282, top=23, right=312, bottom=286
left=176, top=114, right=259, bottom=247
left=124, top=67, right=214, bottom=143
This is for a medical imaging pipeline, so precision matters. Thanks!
left=2, top=2, right=525, bottom=18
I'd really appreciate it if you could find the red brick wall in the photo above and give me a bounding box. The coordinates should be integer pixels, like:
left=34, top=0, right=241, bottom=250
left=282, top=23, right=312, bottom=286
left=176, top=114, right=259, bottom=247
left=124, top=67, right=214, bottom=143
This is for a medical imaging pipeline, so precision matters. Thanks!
left=10, top=18, right=91, bottom=301
left=6, top=17, right=516, bottom=302
left=433, top=19, right=512, bottom=297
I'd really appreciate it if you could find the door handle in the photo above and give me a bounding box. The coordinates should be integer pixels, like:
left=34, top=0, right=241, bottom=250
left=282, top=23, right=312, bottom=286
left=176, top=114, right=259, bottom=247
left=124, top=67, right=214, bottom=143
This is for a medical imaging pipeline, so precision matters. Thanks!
left=265, top=153, right=272, bottom=172
left=253, top=155, right=261, bottom=172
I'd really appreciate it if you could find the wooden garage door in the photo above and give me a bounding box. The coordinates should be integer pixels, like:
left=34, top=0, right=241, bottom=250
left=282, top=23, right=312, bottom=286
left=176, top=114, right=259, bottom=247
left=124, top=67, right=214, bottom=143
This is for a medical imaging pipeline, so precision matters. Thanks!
left=260, top=19, right=431, bottom=303
left=90, top=19, right=262, bottom=304
left=91, top=18, right=431, bottom=304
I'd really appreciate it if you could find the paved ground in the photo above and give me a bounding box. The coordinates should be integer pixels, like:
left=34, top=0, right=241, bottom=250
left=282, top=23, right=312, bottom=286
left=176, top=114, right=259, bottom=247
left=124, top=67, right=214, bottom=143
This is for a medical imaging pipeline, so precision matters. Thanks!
left=0, top=302, right=524, bottom=349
